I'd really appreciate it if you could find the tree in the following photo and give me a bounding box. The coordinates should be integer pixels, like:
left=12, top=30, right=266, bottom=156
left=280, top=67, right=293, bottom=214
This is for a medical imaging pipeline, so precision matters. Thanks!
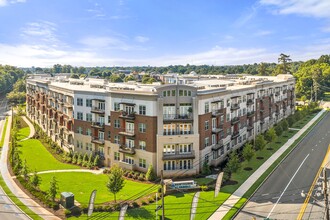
left=145, top=165, right=156, bottom=181
left=264, top=128, right=277, bottom=143
left=124, top=75, right=136, bottom=82
left=31, top=170, right=41, bottom=189
left=242, top=143, right=255, bottom=162
left=106, top=165, right=125, bottom=203
left=255, top=135, right=266, bottom=151
left=225, top=151, right=241, bottom=174
left=48, top=176, right=59, bottom=202
left=21, top=160, right=29, bottom=180
left=93, top=155, right=100, bottom=167
left=257, top=62, right=269, bottom=76
left=277, top=53, right=292, bottom=75
left=202, top=162, right=211, bottom=175
left=274, top=124, right=283, bottom=136
left=281, top=119, right=289, bottom=131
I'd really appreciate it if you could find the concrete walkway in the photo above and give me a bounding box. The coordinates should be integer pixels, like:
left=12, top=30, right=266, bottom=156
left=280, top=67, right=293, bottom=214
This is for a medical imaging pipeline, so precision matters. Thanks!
left=20, top=116, right=35, bottom=141
left=0, top=116, right=61, bottom=220
left=208, top=109, right=326, bottom=220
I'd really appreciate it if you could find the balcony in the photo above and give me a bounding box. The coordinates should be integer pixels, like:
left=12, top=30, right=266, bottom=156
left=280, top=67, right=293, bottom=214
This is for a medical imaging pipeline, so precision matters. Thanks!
left=275, top=91, right=280, bottom=96
left=119, top=111, right=135, bottom=120
left=91, top=137, right=105, bottom=145
left=247, top=125, right=254, bottom=130
left=91, top=122, right=105, bottom=129
left=212, top=109, right=224, bottom=117
left=64, top=102, right=73, bottom=108
left=231, top=103, right=240, bottom=110
left=231, top=131, right=239, bottom=139
left=211, top=140, right=223, bottom=151
left=119, top=161, right=136, bottom=171
left=247, top=111, right=255, bottom=118
left=231, top=117, right=240, bottom=125
left=260, top=107, right=265, bottom=113
left=91, top=106, right=105, bottom=114
left=163, top=114, right=193, bottom=122
left=162, top=150, right=195, bottom=160
left=247, top=99, right=254, bottom=105
left=212, top=127, right=223, bottom=134
left=118, top=129, right=135, bottom=137
left=260, top=119, right=265, bottom=124
left=119, top=146, right=136, bottom=155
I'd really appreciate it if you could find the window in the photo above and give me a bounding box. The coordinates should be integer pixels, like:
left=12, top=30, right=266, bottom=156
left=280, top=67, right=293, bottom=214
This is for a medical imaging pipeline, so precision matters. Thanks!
left=212, top=118, right=216, bottom=129
left=139, top=159, right=146, bottom=168
left=139, top=141, right=146, bottom=150
left=77, top=112, right=83, bottom=120
left=164, top=161, right=175, bottom=170
left=86, top=128, right=92, bottom=136
left=114, top=119, right=120, bottom=128
left=114, top=102, right=120, bottom=111
left=114, top=135, right=120, bottom=144
left=98, top=102, right=105, bottom=110
left=139, top=123, right=146, bottom=133
left=86, top=143, right=92, bottom=151
left=86, top=113, right=92, bottom=122
left=179, top=90, right=183, bottom=96
left=124, top=156, right=134, bottom=164
left=77, top=98, right=83, bottom=106
left=139, top=105, right=146, bottom=115
left=179, top=144, right=192, bottom=153
left=108, top=131, right=111, bottom=139
left=179, top=123, right=192, bottom=134
left=163, top=144, right=175, bottom=154
left=114, top=152, right=120, bottom=161
left=125, top=139, right=135, bottom=148
left=163, top=124, right=176, bottom=135
left=179, top=160, right=192, bottom=169
left=205, top=102, right=209, bottom=113
left=226, top=113, right=230, bottom=122
left=108, top=116, right=111, bottom=123
left=205, top=155, right=209, bottom=164
left=204, top=137, right=209, bottom=148
left=172, top=90, right=176, bottom=96
left=212, top=134, right=216, bottom=145
left=227, top=143, right=230, bottom=151
left=126, top=122, right=134, bottom=133
left=167, top=90, right=171, bottom=96
left=86, top=99, right=92, bottom=107
left=77, top=126, right=83, bottom=134
left=205, top=120, right=209, bottom=130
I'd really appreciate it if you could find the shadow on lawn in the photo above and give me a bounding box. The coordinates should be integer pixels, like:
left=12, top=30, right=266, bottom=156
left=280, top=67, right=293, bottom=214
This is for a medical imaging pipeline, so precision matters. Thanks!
left=126, top=207, right=154, bottom=219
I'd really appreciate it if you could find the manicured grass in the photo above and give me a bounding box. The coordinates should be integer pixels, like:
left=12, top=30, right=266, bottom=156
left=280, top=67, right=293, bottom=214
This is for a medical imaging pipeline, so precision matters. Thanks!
left=18, top=138, right=80, bottom=172
left=194, top=178, right=215, bottom=186
left=0, top=175, right=43, bottom=220
left=17, top=127, right=30, bottom=141
left=38, top=172, right=158, bottom=205
left=0, top=117, right=8, bottom=147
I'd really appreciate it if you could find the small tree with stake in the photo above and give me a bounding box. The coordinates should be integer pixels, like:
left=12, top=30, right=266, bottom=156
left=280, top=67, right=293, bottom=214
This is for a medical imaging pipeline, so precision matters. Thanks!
left=48, top=176, right=59, bottom=202
left=106, top=164, right=125, bottom=203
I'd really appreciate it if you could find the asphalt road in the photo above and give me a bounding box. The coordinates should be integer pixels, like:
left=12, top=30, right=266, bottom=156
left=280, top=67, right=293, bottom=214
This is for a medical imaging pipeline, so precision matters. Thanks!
left=0, top=97, right=30, bottom=220
left=235, top=112, right=330, bottom=220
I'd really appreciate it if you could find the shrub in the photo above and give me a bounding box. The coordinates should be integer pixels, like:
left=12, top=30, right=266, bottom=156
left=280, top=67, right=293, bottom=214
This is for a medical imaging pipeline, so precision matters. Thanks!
left=281, top=119, right=289, bottom=131
left=146, top=165, right=156, bottom=181
left=131, top=201, right=139, bottom=208
left=200, top=185, right=208, bottom=191
left=255, top=135, right=266, bottom=151
left=148, top=197, right=155, bottom=203
left=274, top=124, right=283, bottom=136
left=138, top=173, right=145, bottom=181
left=64, top=209, right=71, bottom=217
left=141, top=200, right=148, bottom=206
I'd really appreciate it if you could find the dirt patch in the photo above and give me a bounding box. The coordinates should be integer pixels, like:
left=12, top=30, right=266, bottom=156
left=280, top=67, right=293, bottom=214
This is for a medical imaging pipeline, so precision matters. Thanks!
left=256, top=156, right=264, bottom=160
left=244, top=167, right=253, bottom=171
left=223, top=180, right=238, bottom=186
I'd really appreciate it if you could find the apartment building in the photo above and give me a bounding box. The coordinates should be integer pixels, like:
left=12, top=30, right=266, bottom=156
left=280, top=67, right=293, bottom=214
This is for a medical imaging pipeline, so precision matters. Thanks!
left=26, top=74, right=295, bottom=177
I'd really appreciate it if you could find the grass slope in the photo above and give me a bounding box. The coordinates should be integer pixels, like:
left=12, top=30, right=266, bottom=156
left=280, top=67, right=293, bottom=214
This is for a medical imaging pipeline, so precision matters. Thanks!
left=38, top=172, right=157, bottom=205
left=18, top=138, right=79, bottom=171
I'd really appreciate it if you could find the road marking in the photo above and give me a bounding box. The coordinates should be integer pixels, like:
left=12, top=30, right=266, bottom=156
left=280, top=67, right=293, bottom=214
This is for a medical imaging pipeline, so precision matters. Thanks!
left=297, top=145, right=330, bottom=220
left=261, top=193, right=269, bottom=196
left=267, top=154, right=310, bottom=219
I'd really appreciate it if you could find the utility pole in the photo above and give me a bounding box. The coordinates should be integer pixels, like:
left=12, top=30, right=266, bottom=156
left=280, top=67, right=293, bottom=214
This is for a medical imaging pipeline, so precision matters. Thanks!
left=161, top=170, right=165, bottom=220
left=324, top=168, right=329, bottom=220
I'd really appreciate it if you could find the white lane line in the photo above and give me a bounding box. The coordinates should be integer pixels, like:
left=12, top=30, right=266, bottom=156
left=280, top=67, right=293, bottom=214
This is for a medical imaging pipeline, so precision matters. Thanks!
left=262, top=193, right=269, bottom=196
left=267, top=154, right=310, bottom=219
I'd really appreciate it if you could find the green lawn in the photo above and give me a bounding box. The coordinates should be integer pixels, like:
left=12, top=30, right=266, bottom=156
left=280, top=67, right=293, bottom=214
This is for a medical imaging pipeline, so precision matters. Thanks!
left=18, top=138, right=80, bottom=171
left=17, top=127, right=30, bottom=141
left=38, top=172, right=158, bottom=205
left=0, top=117, right=8, bottom=147
left=194, top=178, right=215, bottom=186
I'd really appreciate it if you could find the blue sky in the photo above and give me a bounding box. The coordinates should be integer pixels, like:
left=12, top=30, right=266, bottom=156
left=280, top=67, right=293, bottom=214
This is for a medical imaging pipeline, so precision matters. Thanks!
left=0, top=0, right=330, bottom=67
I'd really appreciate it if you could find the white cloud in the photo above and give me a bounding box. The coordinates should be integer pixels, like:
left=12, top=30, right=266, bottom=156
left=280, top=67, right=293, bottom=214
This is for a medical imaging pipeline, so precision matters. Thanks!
left=255, top=30, right=273, bottom=36
left=21, top=21, right=60, bottom=46
left=260, top=0, right=330, bottom=18
left=134, top=36, right=149, bottom=43
left=0, top=0, right=25, bottom=7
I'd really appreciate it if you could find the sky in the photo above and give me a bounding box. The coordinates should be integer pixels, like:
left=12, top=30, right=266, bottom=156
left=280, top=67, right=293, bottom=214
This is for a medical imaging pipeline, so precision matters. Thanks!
left=0, top=0, right=330, bottom=67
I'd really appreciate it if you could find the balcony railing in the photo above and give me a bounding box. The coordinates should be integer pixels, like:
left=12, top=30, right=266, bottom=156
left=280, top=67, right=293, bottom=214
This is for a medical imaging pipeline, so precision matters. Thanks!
left=260, top=119, right=265, bottom=124
left=163, top=131, right=193, bottom=136
left=119, top=111, right=135, bottom=120
left=211, top=140, right=223, bottom=151
left=163, top=114, right=193, bottom=121
left=247, top=99, right=254, bottom=105
left=119, top=146, right=136, bottom=155
left=247, top=125, right=254, bottom=130
left=91, top=122, right=105, bottom=129
left=212, top=127, right=223, bottom=134
left=212, top=109, right=224, bottom=117
left=247, top=111, right=255, bottom=118
left=231, top=117, right=240, bottom=125
left=118, top=129, right=135, bottom=137
left=231, top=131, right=239, bottom=139
left=162, top=150, right=195, bottom=160
left=91, top=137, right=105, bottom=145
left=231, top=103, right=240, bottom=110
left=91, top=107, right=105, bottom=114
left=275, top=91, right=280, bottom=96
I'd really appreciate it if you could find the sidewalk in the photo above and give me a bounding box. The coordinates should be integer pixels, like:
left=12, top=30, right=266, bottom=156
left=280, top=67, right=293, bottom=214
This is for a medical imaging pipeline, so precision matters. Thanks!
left=208, top=109, right=326, bottom=220
left=20, top=116, right=35, bottom=141
left=0, top=116, right=61, bottom=220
